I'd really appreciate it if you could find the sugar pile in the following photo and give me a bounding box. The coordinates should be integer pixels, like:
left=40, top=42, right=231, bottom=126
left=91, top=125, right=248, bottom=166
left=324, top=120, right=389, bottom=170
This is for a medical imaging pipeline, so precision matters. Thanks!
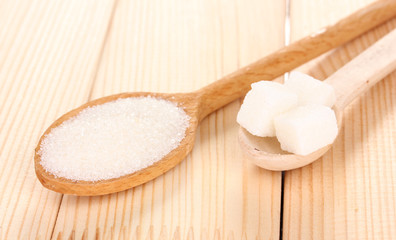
left=39, top=97, right=190, bottom=181
left=237, top=71, right=338, bottom=155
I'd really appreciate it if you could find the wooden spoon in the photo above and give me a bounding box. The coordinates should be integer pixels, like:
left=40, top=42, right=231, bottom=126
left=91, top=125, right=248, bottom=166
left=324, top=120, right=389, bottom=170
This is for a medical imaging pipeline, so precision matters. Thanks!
left=239, top=27, right=396, bottom=171
left=35, top=0, right=396, bottom=195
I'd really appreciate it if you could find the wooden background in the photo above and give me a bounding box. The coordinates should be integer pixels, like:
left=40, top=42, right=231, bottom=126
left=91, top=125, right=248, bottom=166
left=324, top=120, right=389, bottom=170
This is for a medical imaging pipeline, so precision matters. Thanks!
left=1, top=0, right=395, bottom=239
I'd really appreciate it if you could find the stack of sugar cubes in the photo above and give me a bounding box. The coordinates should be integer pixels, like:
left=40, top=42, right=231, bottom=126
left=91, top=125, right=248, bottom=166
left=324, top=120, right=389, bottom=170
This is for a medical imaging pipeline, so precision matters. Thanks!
left=237, top=71, right=338, bottom=155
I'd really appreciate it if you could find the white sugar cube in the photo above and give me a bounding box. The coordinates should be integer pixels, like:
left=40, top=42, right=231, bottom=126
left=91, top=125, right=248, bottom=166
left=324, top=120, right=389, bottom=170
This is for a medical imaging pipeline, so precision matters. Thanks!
left=285, top=71, right=336, bottom=107
left=237, top=81, right=298, bottom=137
left=274, top=105, right=338, bottom=155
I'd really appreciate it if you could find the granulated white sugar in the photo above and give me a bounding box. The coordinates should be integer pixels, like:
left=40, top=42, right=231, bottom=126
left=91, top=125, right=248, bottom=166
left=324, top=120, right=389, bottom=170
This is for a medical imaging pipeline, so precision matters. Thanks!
left=39, top=97, right=190, bottom=181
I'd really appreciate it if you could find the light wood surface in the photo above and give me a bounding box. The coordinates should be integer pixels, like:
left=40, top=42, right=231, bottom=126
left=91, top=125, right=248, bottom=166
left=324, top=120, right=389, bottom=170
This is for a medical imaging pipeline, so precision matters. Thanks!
left=283, top=0, right=396, bottom=239
left=53, top=1, right=284, bottom=238
left=1, top=0, right=396, bottom=239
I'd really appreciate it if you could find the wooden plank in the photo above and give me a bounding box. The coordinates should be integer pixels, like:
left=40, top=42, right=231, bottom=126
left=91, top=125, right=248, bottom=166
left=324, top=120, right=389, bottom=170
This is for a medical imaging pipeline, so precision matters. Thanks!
left=284, top=0, right=396, bottom=239
left=52, top=0, right=285, bottom=239
left=290, top=0, right=377, bottom=73
left=0, top=0, right=115, bottom=239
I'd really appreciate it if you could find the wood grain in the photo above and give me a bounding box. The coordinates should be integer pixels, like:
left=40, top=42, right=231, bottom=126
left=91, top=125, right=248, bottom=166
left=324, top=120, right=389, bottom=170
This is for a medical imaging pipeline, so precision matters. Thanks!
left=283, top=0, right=396, bottom=238
left=0, top=0, right=116, bottom=239
left=325, top=28, right=396, bottom=112
left=1, top=0, right=395, bottom=239
left=51, top=0, right=285, bottom=239
left=196, top=0, right=396, bottom=119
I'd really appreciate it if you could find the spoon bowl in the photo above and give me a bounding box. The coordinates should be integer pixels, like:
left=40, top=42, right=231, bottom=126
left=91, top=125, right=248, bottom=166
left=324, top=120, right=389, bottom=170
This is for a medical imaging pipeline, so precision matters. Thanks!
left=239, top=28, right=396, bottom=171
left=238, top=112, right=343, bottom=171
left=35, top=92, right=200, bottom=195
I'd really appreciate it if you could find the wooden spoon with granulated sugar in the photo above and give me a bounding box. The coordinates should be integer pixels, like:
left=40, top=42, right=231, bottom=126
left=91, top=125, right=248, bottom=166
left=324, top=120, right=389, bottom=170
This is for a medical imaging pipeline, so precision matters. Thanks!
left=239, top=27, right=396, bottom=171
left=35, top=0, right=396, bottom=195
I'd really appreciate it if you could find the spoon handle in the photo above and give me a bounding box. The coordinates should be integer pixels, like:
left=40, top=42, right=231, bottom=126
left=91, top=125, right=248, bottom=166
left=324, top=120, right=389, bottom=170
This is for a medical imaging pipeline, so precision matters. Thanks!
left=325, top=28, right=396, bottom=112
left=194, top=0, right=396, bottom=121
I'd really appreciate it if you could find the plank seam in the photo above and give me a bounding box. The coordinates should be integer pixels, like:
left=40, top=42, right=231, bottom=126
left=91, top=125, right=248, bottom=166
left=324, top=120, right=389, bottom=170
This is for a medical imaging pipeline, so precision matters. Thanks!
left=50, top=195, right=63, bottom=240
left=280, top=0, right=291, bottom=239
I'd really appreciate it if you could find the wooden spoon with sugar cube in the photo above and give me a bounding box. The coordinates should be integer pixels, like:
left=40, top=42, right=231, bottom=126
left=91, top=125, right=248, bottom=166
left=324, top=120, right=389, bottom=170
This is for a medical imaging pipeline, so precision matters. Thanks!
left=34, top=0, right=396, bottom=195
left=239, top=27, right=396, bottom=171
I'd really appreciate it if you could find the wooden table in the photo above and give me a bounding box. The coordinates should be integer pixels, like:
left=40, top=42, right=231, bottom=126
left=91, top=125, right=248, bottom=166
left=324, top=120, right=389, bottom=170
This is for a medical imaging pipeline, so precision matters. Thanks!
left=1, top=0, right=395, bottom=239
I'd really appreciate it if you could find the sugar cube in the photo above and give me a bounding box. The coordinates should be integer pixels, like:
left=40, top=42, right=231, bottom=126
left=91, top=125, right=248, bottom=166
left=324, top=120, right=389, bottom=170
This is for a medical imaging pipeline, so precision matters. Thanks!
left=274, top=104, right=338, bottom=155
left=285, top=71, right=336, bottom=107
left=237, top=81, right=298, bottom=137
